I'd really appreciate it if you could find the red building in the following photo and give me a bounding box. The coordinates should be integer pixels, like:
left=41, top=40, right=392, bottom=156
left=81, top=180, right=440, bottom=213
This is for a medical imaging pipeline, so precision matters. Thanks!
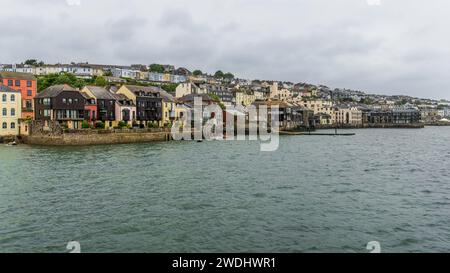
left=0, top=72, right=37, bottom=119
left=81, top=92, right=98, bottom=125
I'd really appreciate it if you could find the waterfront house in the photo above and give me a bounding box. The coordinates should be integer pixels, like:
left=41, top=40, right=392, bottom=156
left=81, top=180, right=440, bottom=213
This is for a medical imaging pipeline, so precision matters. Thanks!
left=116, top=85, right=163, bottom=127
left=0, top=72, right=37, bottom=119
left=112, top=93, right=136, bottom=126
left=252, top=100, right=313, bottom=130
left=363, top=108, right=421, bottom=125
left=34, top=84, right=86, bottom=129
left=333, top=105, right=363, bottom=126
left=159, top=91, right=176, bottom=127
left=81, top=86, right=117, bottom=128
left=81, top=93, right=97, bottom=125
left=177, top=93, right=220, bottom=124
left=0, top=83, right=21, bottom=136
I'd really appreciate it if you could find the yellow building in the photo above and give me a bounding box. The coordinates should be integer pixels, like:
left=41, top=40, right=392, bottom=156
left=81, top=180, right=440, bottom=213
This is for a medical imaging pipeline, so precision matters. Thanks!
left=303, top=100, right=333, bottom=115
left=1, top=84, right=22, bottom=136
left=235, top=90, right=256, bottom=106
left=160, top=91, right=176, bottom=127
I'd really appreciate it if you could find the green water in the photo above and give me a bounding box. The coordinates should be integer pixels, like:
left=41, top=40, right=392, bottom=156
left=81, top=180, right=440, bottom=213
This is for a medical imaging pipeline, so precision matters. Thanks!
left=1, top=127, right=450, bottom=253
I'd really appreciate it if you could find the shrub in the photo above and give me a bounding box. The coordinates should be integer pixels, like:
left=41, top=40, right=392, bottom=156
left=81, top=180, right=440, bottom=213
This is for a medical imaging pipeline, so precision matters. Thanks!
left=95, top=121, right=105, bottom=129
left=118, top=121, right=127, bottom=129
left=82, top=120, right=90, bottom=129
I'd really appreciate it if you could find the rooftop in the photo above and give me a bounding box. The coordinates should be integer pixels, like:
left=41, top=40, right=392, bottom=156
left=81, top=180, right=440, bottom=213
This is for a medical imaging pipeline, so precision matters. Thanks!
left=0, top=71, right=36, bottom=81
left=35, top=84, right=79, bottom=98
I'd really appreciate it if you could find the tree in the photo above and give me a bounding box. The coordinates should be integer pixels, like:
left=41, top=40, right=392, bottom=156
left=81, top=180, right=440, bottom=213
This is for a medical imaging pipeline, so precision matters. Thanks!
left=223, top=72, right=234, bottom=80
left=24, top=59, right=44, bottom=66
left=37, top=73, right=87, bottom=92
left=193, top=70, right=203, bottom=76
left=94, top=76, right=107, bottom=87
left=214, top=70, right=225, bottom=79
left=24, top=59, right=38, bottom=66
left=103, top=70, right=113, bottom=77
left=149, top=64, right=165, bottom=73
left=208, top=94, right=225, bottom=110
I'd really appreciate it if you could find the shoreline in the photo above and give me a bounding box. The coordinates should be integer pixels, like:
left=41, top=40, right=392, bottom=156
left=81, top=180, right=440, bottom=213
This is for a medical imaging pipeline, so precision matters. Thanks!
left=5, top=123, right=441, bottom=146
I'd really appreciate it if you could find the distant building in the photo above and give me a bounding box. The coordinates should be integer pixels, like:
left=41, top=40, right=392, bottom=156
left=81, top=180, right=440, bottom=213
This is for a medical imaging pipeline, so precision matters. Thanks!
left=363, top=108, right=421, bottom=125
left=333, top=106, right=363, bottom=126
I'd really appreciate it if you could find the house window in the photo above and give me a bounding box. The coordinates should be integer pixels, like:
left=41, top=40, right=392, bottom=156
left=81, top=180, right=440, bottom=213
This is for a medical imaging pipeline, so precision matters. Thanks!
left=11, top=108, right=15, bottom=116
left=2, top=94, right=6, bottom=102
left=27, top=81, right=32, bottom=87
left=62, top=98, right=67, bottom=103
left=10, top=94, right=15, bottom=102
left=11, top=122, right=15, bottom=129
left=15, top=80, right=20, bottom=87
left=68, top=99, right=73, bottom=104
left=7, top=80, right=13, bottom=86
left=27, top=90, right=32, bottom=96
left=2, top=122, right=6, bottom=129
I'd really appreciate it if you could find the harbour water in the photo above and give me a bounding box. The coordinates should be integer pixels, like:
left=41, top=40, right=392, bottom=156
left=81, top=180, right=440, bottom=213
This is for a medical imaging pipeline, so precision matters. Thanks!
left=1, top=127, right=450, bottom=253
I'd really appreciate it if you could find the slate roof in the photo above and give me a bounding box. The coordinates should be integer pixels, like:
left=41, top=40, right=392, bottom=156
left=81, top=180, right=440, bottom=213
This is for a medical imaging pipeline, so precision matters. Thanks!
left=84, top=86, right=116, bottom=100
left=0, top=71, right=36, bottom=81
left=124, top=85, right=162, bottom=95
left=35, top=84, right=79, bottom=98
left=0, top=83, right=20, bottom=93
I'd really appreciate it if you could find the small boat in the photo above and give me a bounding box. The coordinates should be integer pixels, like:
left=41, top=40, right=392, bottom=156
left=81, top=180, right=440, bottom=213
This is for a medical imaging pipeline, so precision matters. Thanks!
left=6, top=141, right=17, bottom=146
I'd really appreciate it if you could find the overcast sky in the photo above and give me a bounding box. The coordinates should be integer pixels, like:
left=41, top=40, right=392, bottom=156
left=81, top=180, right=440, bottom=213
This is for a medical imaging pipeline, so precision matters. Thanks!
left=1, top=0, right=449, bottom=99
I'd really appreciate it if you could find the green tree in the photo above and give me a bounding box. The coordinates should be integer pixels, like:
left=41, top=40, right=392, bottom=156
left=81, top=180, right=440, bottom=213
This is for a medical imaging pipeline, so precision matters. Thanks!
left=214, top=70, right=225, bottom=78
left=24, top=59, right=38, bottom=66
left=103, top=70, right=113, bottom=77
left=223, top=72, right=234, bottom=80
left=149, top=64, right=165, bottom=73
left=208, top=94, right=225, bottom=110
left=94, top=76, right=107, bottom=87
left=193, top=70, right=203, bottom=76
left=37, top=73, right=87, bottom=92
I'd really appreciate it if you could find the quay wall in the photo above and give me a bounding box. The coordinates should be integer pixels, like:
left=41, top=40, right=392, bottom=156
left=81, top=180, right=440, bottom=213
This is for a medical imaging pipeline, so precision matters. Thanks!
left=23, top=129, right=171, bottom=146
left=315, top=123, right=424, bottom=129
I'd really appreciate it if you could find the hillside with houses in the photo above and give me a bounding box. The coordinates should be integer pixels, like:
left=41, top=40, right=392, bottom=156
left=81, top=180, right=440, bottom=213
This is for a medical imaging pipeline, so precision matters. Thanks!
left=1, top=60, right=449, bottom=141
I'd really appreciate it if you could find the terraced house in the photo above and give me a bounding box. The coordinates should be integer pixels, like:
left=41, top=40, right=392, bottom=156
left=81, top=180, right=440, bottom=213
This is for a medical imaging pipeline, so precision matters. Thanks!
left=116, top=85, right=163, bottom=127
left=81, top=86, right=117, bottom=128
left=34, top=84, right=86, bottom=129
left=0, top=84, right=21, bottom=136
left=0, top=72, right=37, bottom=119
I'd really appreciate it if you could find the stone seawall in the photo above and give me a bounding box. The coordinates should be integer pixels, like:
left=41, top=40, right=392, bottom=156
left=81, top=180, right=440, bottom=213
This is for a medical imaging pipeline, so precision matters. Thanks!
left=315, top=123, right=424, bottom=129
left=23, top=129, right=171, bottom=146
